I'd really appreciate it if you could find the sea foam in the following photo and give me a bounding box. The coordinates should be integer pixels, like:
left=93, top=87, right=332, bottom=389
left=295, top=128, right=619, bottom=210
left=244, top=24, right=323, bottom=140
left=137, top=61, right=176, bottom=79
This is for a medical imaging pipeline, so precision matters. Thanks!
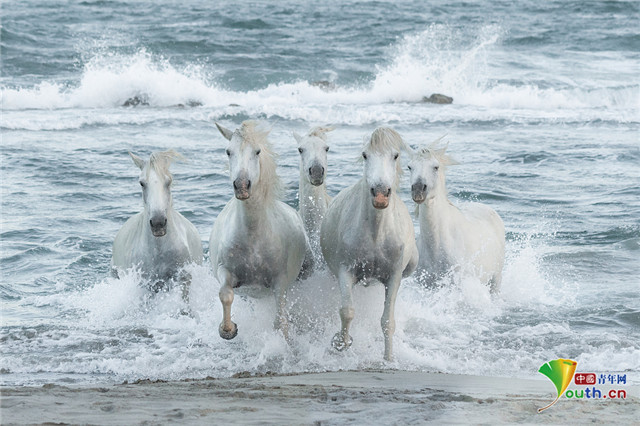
left=2, top=26, right=638, bottom=129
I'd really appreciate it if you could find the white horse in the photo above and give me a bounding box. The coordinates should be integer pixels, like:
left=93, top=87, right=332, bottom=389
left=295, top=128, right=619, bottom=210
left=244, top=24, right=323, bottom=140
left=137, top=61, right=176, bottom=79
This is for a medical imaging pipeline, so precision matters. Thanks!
left=293, top=126, right=333, bottom=257
left=111, top=150, right=203, bottom=296
left=408, top=142, right=505, bottom=292
left=320, top=127, right=418, bottom=361
left=209, top=121, right=307, bottom=340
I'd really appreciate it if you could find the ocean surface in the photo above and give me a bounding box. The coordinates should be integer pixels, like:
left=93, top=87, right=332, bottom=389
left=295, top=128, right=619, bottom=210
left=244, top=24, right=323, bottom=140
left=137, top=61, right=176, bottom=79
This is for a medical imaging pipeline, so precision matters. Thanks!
left=1, top=0, right=639, bottom=388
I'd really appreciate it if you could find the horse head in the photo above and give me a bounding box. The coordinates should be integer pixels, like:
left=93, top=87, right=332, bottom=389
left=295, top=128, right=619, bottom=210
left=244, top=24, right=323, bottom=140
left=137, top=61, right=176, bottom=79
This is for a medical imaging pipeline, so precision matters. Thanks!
left=362, top=127, right=406, bottom=210
left=293, top=126, right=332, bottom=186
left=130, top=151, right=181, bottom=237
left=408, top=140, right=458, bottom=204
left=216, top=121, right=281, bottom=202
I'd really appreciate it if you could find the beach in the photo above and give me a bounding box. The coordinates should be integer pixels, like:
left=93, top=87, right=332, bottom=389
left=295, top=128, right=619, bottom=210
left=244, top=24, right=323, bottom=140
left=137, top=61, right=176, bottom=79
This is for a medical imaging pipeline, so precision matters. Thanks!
left=2, top=370, right=638, bottom=424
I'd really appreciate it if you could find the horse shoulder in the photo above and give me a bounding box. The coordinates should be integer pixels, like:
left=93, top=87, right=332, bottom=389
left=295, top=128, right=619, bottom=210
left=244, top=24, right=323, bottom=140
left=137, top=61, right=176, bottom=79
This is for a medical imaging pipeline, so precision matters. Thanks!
left=172, top=212, right=204, bottom=261
left=209, top=200, right=237, bottom=271
left=113, top=213, right=144, bottom=251
left=112, top=213, right=146, bottom=269
left=209, top=200, right=235, bottom=244
left=275, top=201, right=306, bottom=244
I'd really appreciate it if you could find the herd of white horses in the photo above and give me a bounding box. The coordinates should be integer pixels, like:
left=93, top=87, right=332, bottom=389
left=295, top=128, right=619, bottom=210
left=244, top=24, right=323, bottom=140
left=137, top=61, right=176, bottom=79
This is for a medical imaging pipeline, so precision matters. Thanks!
left=111, top=120, right=505, bottom=361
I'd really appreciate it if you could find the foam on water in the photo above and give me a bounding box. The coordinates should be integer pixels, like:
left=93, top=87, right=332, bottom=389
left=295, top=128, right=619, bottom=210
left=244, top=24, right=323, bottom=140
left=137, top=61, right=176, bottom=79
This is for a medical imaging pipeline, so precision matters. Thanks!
left=3, top=25, right=638, bottom=130
left=3, top=233, right=636, bottom=386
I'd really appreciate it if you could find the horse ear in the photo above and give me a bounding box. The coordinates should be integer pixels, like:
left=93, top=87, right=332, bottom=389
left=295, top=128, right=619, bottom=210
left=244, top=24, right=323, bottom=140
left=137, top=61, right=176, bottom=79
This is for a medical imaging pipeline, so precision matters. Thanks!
left=129, top=152, right=145, bottom=170
left=215, top=122, right=234, bottom=141
left=293, top=132, right=304, bottom=145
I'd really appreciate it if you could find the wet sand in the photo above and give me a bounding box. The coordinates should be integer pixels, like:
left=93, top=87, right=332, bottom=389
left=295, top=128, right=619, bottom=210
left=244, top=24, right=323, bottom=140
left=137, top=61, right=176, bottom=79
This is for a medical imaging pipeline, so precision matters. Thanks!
left=1, top=370, right=638, bottom=425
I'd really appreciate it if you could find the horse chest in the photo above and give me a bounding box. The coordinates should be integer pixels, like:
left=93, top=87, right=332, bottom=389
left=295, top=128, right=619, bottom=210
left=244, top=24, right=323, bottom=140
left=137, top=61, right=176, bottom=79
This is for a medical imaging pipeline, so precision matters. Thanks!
left=348, top=233, right=404, bottom=282
left=223, top=238, right=280, bottom=287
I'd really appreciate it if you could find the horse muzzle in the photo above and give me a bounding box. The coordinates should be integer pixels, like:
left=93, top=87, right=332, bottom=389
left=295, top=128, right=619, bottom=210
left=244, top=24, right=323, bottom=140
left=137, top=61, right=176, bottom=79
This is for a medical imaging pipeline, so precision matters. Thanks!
left=150, top=216, right=168, bottom=237
left=233, top=178, right=251, bottom=200
left=371, top=186, right=391, bottom=209
left=411, top=182, right=427, bottom=204
left=308, top=164, right=325, bottom=186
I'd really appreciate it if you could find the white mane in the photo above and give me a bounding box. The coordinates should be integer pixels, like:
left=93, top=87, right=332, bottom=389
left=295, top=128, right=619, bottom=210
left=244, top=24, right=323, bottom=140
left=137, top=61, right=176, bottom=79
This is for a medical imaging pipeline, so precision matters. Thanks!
left=307, top=126, right=334, bottom=140
left=147, top=150, right=184, bottom=180
left=361, top=127, right=408, bottom=183
left=415, top=137, right=459, bottom=168
left=235, top=120, right=283, bottom=202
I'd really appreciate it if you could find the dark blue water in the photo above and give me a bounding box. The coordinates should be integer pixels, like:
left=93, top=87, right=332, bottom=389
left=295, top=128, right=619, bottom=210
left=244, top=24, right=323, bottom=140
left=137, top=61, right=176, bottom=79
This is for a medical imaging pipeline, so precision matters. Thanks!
left=1, top=0, right=639, bottom=386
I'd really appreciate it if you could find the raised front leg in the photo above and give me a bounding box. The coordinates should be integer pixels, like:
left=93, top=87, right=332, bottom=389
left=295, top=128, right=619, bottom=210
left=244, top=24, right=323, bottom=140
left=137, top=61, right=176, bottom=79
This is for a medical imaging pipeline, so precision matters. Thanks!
left=332, top=268, right=356, bottom=351
left=273, top=275, right=292, bottom=341
left=218, top=267, right=238, bottom=340
left=381, top=270, right=402, bottom=361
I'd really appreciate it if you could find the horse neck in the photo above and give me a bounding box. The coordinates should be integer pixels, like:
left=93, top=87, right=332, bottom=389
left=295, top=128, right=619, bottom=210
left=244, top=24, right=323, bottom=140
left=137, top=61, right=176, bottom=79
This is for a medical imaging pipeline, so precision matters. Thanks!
left=419, top=173, right=457, bottom=235
left=299, top=169, right=329, bottom=223
left=234, top=186, right=272, bottom=229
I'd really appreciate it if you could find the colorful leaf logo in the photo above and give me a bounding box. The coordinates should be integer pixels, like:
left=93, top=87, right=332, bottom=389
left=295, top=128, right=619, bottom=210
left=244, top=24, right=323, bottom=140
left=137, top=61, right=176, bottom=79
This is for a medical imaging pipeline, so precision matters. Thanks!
left=537, top=358, right=577, bottom=413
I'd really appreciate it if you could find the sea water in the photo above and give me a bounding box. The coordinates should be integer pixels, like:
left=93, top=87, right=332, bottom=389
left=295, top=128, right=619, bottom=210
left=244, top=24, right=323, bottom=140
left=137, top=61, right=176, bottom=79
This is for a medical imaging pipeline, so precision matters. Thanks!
left=1, top=0, right=639, bottom=386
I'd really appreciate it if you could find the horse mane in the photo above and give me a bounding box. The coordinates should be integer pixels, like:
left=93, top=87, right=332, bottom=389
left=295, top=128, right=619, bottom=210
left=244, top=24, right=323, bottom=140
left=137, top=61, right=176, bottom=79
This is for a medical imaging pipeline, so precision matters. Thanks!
left=307, top=126, right=334, bottom=140
left=415, top=136, right=459, bottom=168
left=148, top=150, right=184, bottom=180
left=237, top=120, right=283, bottom=201
left=362, top=127, right=409, bottom=180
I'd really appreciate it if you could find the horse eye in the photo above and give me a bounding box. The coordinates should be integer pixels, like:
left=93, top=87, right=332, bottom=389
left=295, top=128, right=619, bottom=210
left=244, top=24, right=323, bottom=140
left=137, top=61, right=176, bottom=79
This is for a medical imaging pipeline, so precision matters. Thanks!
left=140, top=181, right=146, bottom=188
left=256, top=149, right=261, bottom=155
left=325, top=146, right=329, bottom=152
left=298, top=147, right=303, bottom=154
left=408, top=166, right=412, bottom=171
left=394, top=153, right=399, bottom=160
left=362, top=152, right=367, bottom=160
left=434, top=166, right=440, bottom=171
left=225, top=149, right=231, bottom=156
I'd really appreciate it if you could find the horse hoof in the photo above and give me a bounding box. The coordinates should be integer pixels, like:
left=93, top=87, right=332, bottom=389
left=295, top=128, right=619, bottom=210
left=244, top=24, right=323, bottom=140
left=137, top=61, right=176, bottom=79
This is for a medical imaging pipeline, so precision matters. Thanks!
left=219, top=322, right=238, bottom=340
left=331, top=332, right=353, bottom=351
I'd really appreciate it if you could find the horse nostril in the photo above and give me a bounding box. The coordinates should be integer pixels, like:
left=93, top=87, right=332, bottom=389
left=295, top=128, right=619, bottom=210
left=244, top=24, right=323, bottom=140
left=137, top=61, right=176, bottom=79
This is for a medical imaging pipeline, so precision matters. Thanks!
left=150, top=217, right=167, bottom=228
left=370, top=188, right=375, bottom=197
left=386, top=188, right=391, bottom=197
left=422, top=184, right=427, bottom=192
left=246, top=180, right=251, bottom=189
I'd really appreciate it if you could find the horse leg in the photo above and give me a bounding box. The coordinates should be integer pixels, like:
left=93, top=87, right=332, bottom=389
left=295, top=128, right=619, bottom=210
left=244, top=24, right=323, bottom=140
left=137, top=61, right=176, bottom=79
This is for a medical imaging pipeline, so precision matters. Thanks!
left=332, top=268, right=356, bottom=351
left=297, top=239, right=315, bottom=280
left=381, top=271, right=402, bottom=361
left=273, top=275, right=290, bottom=342
left=179, top=269, right=192, bottom=304
left=489, top=271, right=502, bottom=294
left=176, top=268, right=193, bottom=316
left=218, top=268, right=238, bottom=340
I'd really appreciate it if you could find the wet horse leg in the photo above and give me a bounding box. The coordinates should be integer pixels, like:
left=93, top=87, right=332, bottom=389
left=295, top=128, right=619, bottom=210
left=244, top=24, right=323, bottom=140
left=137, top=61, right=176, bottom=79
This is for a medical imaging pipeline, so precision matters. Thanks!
left=218, top=267, right=238, bottom=339
left=381, top=269, right=402, bottom=361
left=273, top=275, right=291, bottom=342
left=332, top=268, right=356, bottom=351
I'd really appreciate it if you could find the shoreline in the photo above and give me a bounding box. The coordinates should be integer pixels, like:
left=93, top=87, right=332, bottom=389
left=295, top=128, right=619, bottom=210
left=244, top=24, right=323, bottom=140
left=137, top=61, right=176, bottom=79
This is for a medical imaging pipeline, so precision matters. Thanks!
left=2, top=370, right=638, bottom=424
